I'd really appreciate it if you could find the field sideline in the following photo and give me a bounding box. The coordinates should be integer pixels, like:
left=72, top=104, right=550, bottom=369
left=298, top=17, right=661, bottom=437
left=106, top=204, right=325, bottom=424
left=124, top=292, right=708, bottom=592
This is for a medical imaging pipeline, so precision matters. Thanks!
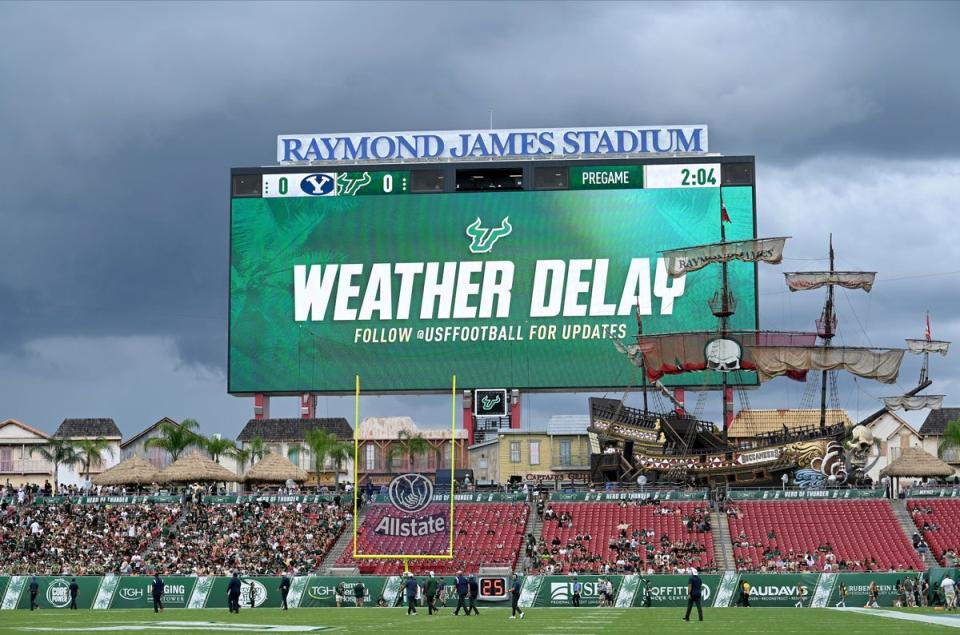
left=0, top=607, right=957, bottom=634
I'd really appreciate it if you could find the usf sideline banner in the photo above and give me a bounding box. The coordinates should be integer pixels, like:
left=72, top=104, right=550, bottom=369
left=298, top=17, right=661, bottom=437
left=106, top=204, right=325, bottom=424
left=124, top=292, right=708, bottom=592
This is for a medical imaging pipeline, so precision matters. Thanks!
left=3, top=572, right=955, bottom=609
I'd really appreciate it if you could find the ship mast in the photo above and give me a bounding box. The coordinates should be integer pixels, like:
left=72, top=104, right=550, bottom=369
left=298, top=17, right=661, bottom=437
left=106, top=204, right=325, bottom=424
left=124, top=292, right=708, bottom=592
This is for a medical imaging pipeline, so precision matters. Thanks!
left=818, top=236, right=836, bottom=428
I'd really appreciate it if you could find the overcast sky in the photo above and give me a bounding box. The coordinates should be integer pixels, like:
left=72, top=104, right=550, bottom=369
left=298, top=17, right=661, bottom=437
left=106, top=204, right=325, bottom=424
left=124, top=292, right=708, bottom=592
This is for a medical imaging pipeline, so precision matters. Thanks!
left=1, top=1, right=958, bottom=438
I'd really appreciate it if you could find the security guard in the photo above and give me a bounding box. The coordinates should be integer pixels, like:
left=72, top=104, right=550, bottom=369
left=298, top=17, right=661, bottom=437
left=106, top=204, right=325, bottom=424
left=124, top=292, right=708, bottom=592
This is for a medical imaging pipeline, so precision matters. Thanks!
left=279, top=572, right=291, bottom=610
left=69, top=578, right=79, bottom=610
left=467, top=574, right=480, bottom=615
left=152, top=573, right=165, bottom=614
left=227, top=572, right=242, bottom=613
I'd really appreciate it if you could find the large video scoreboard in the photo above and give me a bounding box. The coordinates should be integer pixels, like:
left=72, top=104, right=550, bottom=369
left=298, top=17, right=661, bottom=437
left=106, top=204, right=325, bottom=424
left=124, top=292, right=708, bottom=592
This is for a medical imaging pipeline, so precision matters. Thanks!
left=229, top=155, right=758, bottom=395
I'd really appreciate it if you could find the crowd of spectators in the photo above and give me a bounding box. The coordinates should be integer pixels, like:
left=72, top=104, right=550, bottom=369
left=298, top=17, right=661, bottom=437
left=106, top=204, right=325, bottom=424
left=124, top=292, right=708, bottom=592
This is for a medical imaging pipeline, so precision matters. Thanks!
left=0, top=485, right=350, bottom=576
left=0, top=498, right=180, bottom=575
left=152, top=499, right=349, bottom=576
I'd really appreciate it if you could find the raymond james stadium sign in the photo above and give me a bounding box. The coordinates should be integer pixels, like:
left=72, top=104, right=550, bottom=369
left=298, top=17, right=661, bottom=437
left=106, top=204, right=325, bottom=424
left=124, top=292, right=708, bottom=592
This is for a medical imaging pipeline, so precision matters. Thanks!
left=277, top=125, right=709, bottom=163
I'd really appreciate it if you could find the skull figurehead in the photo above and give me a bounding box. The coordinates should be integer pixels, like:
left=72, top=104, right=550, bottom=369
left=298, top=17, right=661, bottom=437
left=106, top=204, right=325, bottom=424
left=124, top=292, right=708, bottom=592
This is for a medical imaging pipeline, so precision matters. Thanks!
left=705, top=338, right=742, bottom=372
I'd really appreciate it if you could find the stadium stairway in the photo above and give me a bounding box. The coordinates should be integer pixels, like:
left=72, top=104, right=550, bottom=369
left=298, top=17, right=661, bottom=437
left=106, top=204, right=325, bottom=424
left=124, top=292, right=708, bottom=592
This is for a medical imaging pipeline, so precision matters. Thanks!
left=319, top=506, right=367, bottom=574
left=891, top=498, right=939, bottom=570
left=711, top=509, right=734, bottom=570
left=526, top=498, right=544, bottom=544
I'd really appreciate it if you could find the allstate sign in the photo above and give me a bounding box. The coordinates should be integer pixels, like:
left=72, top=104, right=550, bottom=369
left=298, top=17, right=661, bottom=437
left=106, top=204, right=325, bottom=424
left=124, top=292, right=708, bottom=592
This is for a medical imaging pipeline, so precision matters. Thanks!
left=277, top=125, right=708, bottom=163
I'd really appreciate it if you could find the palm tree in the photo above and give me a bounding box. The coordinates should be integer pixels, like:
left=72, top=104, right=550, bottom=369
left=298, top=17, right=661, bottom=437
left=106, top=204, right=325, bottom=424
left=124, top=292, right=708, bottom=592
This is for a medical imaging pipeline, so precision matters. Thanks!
left=74, top=438, right=115, bottom=483
left=144, top=419, right=200, bottom=462
left=202, top=436, right=236, bottom=464
left=246, top=436, right=268, bottom=466
left=287, top=443, right=305, bottom=469
left=230, top=446, right=251, bottom=473
left=304, top=429, right=352, bottom=486
left=938, top=419, right=960, bottom=461
left=31, top=438, right=80, bottom=490
left=387, top=429, right=430, bottom=473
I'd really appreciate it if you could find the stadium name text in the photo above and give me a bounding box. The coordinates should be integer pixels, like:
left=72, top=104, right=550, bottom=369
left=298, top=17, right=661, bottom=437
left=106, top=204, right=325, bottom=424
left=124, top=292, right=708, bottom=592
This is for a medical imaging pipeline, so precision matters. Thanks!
left=293, top=259, right=686, bottom=322
left=277, top=125, right=708, bottom=163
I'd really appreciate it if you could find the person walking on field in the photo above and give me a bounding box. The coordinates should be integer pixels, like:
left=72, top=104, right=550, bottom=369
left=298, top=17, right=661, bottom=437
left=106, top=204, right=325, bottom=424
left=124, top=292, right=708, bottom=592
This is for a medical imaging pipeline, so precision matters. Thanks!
left=572, top=577, right=582, bottom=607
left=152, top=573, right=165, bottom=614
left=683, top=568, right=703, bottom=622
left=453, top=571, right=469, bottom=615
left=227, top=572, right=242, bottom=614
left=740, top=579, right=751, bottom=607
left=795, top=585, right=807, bottom=608
left=866, top=581, right=880, bottom=609
left=279, top=572, right=291, bottom=610
left=467, top=574, right=480, bottom=615
left=509, top=573, right=525, bottom=620
left=426, top=572, right=438, bottom=615
left=942, top=575, right=957, bottom=611
left=29, top=576, right=39, bottom=611
left=405, top=573, right=419, bottom=615
left=835, top=582, right=848, bottom=607
left=69, top=578, right=79, bottom=610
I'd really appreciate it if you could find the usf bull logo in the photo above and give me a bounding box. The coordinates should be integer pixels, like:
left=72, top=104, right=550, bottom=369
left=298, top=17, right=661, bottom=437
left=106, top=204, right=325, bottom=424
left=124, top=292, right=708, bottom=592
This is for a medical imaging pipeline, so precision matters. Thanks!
left=466, top=217, right=512, bottom=254
left=336, top=172, right=372, bottom=196
left=480, top=394, right=501, bottom=412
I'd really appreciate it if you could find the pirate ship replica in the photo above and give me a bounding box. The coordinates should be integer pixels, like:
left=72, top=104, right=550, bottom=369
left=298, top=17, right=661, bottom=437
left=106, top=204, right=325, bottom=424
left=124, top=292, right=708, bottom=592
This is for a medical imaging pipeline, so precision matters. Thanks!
left=590, top=198, right=947, bottom=488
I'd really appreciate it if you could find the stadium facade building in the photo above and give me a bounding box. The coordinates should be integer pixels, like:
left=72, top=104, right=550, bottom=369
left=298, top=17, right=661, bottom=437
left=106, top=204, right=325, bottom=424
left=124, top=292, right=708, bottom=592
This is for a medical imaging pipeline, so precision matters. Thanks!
left=0, top=419, right=52, bottom=488
left=54, top=418, right=123, bottom=487
left=468, top=415, right=592, bottom=486
left=236, top=417, right=353, bottom=484
left=919, top=407, right=960, bottom=477
left=356, top=416, right=467, bottom=485
left=120, top=417, right=184, bottom=469
left=860, top=411, right=926, bottom=483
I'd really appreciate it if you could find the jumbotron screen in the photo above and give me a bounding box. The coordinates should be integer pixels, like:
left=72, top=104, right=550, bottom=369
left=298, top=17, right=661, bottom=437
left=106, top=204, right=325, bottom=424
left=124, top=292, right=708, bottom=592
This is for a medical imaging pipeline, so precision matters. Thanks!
left=229, top=161, right=757, bottom=394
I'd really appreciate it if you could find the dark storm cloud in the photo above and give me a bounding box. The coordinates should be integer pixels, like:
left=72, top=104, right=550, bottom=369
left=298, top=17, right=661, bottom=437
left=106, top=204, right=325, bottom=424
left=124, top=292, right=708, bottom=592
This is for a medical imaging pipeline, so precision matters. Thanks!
left=0, top=1, right=958, bottom=434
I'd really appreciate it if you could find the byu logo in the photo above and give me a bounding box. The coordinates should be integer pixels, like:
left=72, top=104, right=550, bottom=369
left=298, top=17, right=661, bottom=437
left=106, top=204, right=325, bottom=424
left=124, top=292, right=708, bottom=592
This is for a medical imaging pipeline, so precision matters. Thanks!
left=481, top=394, right=501, bottom=412
left=388, top=473, right=433, bottom=513
left=465, top=217, right=512, bottom=253
left=336, top=172, right=372, bottom=196
left=300, top=173, right=336, bottom=196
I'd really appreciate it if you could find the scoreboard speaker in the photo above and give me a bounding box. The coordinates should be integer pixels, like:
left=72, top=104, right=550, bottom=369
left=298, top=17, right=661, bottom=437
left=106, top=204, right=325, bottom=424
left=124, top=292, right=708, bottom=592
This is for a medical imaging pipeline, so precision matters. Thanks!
left=721, top=162, right=754, bottom=185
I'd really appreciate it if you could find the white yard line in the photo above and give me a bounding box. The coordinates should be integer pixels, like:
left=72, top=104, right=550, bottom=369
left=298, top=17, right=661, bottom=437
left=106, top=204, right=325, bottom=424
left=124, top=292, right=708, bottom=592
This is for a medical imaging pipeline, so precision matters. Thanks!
left=833, top=607, right=960, bottom=628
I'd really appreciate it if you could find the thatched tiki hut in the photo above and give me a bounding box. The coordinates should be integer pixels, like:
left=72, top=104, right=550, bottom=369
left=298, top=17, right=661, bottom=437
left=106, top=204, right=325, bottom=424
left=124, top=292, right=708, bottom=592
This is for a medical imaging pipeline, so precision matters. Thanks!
left=157, top=450, right=240, bottom=484
left=91, top=456, right=160, bottom=487
left=243, top=452, right=309, bottom=484
left=880, top=446, right=955, bottom=496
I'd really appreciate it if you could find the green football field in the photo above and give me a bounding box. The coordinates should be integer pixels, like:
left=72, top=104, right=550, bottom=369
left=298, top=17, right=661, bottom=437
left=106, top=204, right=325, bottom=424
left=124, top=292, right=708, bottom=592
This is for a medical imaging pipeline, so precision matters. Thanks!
left=0, top=607, right=957, bottom=634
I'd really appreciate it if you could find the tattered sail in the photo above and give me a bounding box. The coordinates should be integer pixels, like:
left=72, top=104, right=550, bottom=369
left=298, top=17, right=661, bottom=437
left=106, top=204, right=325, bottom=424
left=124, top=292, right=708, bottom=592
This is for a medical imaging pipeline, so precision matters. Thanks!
left=748, top=346, right=905, bottom=384
left=618, top=331, right=816, bottom=381
left=905, top=339, right=951, bottom=356
left=662, top=237, right=788, bottom=277
left=882, top=395, right=944, bottom=411
left=784, top=271, right=876, bottom=292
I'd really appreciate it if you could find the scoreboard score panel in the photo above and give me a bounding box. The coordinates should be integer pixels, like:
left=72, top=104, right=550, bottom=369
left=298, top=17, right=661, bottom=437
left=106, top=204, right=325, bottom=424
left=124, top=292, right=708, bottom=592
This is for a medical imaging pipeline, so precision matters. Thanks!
left=230, top=158, right=757, bottom=394
left=262, top=171, right=409, bottom=197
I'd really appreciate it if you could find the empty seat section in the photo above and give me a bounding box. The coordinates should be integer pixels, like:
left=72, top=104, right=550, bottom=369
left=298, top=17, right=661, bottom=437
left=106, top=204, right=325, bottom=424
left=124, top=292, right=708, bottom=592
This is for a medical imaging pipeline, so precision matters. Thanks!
left=727, top=500, right=923, bottom=572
